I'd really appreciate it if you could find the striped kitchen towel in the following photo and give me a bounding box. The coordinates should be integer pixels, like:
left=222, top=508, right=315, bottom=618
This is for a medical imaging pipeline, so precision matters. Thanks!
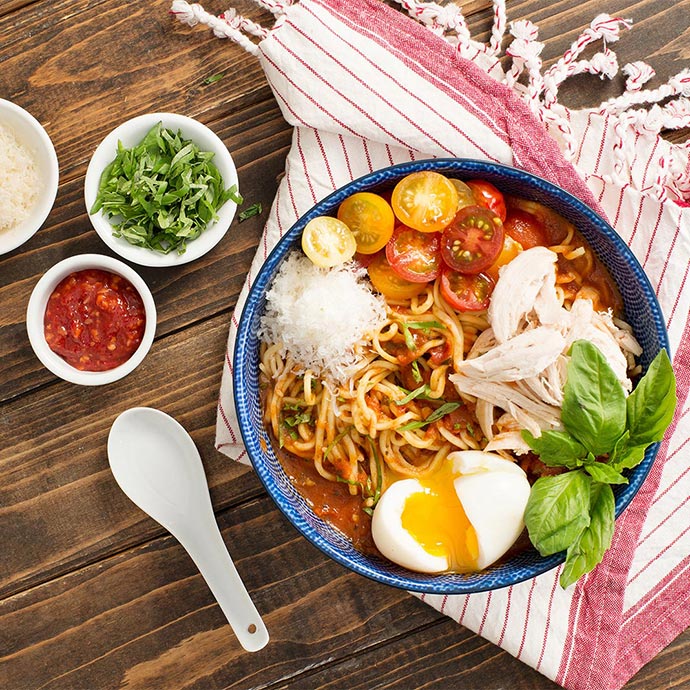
left=172, top=1, right=690, bottom=688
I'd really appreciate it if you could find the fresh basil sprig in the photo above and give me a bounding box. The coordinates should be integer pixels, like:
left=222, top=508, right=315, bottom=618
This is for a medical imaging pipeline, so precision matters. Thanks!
left=523, top=340, right=676, bottom=588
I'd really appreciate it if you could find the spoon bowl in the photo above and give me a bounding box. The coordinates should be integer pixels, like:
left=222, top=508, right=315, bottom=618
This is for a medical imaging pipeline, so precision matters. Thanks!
left=107, top=407, right=269, bottom=652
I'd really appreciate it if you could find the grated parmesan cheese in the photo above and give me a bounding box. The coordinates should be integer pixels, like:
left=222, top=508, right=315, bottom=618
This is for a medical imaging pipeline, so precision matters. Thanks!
left=0, top=122, right=40, bottom=233
left=260, top=252, right=387, bottom=383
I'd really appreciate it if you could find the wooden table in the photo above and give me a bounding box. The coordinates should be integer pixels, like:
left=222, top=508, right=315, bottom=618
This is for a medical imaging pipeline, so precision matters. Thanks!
left=2, top=1, right=688, bottom=688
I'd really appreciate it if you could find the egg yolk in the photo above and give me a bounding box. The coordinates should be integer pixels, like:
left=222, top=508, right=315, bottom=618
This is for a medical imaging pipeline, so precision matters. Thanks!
left=400, top=461, right=479, bottom=571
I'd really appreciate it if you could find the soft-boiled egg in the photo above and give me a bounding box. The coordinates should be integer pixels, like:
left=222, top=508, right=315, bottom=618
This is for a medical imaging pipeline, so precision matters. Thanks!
left=370, top=450, right=531, bottom=573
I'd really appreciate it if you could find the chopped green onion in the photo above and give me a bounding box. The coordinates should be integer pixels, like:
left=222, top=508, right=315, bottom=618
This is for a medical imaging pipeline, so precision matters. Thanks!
left=411, top=360, right=423, bottom=383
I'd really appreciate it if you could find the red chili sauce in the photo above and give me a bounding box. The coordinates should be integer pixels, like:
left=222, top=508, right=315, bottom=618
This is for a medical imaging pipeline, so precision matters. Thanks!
left=44, top=269, right=146, bottom=371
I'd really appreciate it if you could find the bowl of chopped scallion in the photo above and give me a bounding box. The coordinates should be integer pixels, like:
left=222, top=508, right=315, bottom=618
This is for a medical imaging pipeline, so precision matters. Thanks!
left=85, top=113, right=241, bottom=267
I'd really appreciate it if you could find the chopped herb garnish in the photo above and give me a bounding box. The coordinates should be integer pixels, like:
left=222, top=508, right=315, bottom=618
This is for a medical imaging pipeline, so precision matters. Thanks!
left=284, top=411, right=311, bottom=427
left=366, top=437, right=383, bottom=508
left=404, top=320, right=446, bottom=330
left=238, top=202, right=263, bottom=222
left=411, top=360, right=423, bottom=383
left=396, top=384, right=431, bottom=405
left=399, top=320, right=416, bottom=352
left=323, top=425, right=353, bottom=460
left=203, top=73, right=225, bottom=84
left=283, top=402, right=306, bottom=411
left=91, top=122, right=241, bottom=254
left=397, top=402, right=461, bottom=431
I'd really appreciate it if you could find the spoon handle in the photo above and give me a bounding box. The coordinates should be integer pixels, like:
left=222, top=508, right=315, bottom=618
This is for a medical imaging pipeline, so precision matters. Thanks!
left=180, top=519, right=269, bottom=652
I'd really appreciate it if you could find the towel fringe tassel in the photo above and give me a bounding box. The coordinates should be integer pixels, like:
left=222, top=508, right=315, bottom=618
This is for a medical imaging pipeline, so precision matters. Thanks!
left=170, top=0, right=690, bottom=203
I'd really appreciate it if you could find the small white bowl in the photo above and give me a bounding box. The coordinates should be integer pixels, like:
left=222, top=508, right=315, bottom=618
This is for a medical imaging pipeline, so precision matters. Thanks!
left=26, top=254, right=157, bottom=385
left=0, top=99, right=59, bottom=255
left=84, top=112, right=239, bottom=267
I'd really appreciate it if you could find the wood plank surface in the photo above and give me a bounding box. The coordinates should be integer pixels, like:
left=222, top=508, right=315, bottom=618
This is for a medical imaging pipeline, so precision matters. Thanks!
left=1, top=0, right=689, bottom=689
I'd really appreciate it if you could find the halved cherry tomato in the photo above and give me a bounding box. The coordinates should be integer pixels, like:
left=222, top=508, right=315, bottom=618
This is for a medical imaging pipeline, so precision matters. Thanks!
left=448, top=178, right=476, bottom=210
left=506, top=197, right=573, bottom=244
left=391, top=171, right=459, bottom=233
left=503, top=209, right=548, bottom=249
left=354, top=251, right=378, bottom=268
left=386, top=225, right=442, bottom=283
left=337, top=192, right=395, bottom=254
left=440, top=264, right=494, bottom=312
left=467, top=180, right=507, bottom=222
left=440, top=205, right=504, bottom=274
left=367, top=252, right=427, bottom=300
left=485, top=235, right=523, bottom=281
left=301, top=216, right=357, bottom=268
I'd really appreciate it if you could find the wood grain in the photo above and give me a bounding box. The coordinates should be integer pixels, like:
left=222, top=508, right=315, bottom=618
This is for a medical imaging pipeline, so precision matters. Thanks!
left=1, top=0, right=689, bottom=688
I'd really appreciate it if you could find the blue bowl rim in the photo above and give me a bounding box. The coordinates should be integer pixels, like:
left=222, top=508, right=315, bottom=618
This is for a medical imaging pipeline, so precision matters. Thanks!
left=234, top=157, right=669, bottom=594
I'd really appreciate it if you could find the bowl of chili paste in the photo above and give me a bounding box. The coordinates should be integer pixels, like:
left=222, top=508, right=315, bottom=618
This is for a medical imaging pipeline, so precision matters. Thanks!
left=27, top=254, right=156, bottom=385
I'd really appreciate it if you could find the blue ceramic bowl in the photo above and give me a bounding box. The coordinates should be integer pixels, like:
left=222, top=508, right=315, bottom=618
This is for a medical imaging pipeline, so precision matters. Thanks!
left=234, top=159, right=668, bottom=594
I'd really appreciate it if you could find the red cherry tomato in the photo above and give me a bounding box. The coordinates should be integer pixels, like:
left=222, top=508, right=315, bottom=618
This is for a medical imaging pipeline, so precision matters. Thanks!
left=503, top=209, right=548, bottom=249
left=386, top=225, right=442, bottom=283
left=467, top=180, right=507, bottom=222
left=440, top=206, right=504, bottom=275
left=440, top=265, right=494, bottom=312
left=368, top=252, right=427, bottom=300
left=354, top=250, right=378, bottom=268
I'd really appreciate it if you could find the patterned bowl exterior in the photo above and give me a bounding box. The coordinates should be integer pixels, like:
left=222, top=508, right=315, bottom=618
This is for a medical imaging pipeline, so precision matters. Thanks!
left=234, top=159, right=669, bottom=594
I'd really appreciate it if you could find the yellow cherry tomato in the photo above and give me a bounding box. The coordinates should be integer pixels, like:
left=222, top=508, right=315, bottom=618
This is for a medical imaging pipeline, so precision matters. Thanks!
left=301, top=216, right=357, bottom=268
left=391, top=171, right=459, bottom=233
left=484, top=235, right=523, bottom=282
left=367, top=252, right=427, bottom=300
left=448, top=178, right=476, bottom=211
left=337, top=192, right=395, bottom=254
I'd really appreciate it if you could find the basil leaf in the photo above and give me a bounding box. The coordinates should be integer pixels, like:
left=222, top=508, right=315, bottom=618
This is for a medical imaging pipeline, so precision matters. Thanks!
left=610, top=430, right=648, bottom=472
left=203, top=72, right=225, bottom=84
left=238, top=202, right=263, bottom=222
left=521, top=429, right=587, bottom=469
left=395, top=384, right=430, bottom=405
left=561, top=340, right=626, bottom=456
left=584, top=462, right=628, bottom=485
left=399, top=321, right=416, bottom=351
left=405, top=320, right=446, bottom=330
left=524, top=470, right=591, bottom=556
left=92, top=121, right=237, bottom=254
left=560, top=483, right=615, bottom=588
left=626, top=348, right=676, bottom=446
left=397, top=402, right=460, bottom=431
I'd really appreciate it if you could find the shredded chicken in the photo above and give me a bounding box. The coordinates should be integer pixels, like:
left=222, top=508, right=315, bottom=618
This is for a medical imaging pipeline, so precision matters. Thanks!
left=488, top=247, right=557, bottom=343
left=449, top=246, right=642, bottom=453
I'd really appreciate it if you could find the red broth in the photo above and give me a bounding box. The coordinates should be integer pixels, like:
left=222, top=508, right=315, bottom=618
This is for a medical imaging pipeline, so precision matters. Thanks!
left=44, top=269, right=145, bottom=371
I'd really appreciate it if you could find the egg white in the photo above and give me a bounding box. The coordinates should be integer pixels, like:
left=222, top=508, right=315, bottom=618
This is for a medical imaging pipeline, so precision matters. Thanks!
left=371, top=451, right=531, bottom=573
left=451, top=451, right=531, bottom=570
left=371, top=478, right=449, bottom=573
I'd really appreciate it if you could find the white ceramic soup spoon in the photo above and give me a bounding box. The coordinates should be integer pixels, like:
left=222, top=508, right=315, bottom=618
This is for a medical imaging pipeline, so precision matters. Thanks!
left=107, top=407, right=269, bottom=652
